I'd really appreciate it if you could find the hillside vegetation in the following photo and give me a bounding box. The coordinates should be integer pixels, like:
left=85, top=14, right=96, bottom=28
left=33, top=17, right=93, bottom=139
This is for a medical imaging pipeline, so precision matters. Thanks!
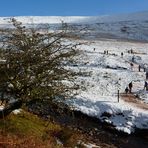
left=0, top=110, right=88, bottom=148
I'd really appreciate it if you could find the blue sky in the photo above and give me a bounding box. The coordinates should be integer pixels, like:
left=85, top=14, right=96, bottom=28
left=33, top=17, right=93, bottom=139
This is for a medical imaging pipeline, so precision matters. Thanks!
left=0, top=0, right=148, bottom=16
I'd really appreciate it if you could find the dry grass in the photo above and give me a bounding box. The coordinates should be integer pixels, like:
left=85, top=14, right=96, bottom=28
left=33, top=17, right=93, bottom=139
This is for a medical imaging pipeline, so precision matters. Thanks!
left=0, top=133, right=54, bottom=148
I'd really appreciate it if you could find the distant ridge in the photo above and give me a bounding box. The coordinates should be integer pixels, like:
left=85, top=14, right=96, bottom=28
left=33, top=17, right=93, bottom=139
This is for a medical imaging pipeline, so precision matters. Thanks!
left=0, top=11, right=148, bottom=24
left=0, top=11, right=148, bottom=41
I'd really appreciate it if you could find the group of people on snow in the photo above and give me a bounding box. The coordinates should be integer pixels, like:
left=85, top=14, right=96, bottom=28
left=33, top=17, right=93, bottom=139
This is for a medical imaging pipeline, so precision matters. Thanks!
left=125, top=80, right=148, bottom=94
left=92, top=48, right=148, bottom=94
left=125, top=82, right=133, bottom=94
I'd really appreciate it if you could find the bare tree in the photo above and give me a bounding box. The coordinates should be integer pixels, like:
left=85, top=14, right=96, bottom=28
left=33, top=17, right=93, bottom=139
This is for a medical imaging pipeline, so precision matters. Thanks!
left=0, top=18, right=83, bottom=116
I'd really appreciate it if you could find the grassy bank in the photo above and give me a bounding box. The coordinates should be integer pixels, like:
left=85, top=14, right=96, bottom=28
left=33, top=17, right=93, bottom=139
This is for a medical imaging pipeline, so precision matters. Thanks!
left=0, top=110, right=87, bottom=148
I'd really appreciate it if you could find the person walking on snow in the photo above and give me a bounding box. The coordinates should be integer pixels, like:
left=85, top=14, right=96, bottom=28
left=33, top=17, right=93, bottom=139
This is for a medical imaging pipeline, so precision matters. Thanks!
left=146, top=72, right=148, bottom=79
left=125, top=87, right=129, bottom=94
left=129, top=82, right=133, bottom=93
left=132, top=55, right=135, bottom=62
left=144, top=81, right=148, bottom=90
left=138, top=65, right=141, bottom=72
left=130, top=63, right=133, bottom=71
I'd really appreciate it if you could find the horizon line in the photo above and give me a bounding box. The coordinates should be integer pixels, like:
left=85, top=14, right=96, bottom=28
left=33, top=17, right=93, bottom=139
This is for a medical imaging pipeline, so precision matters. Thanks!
left=0, top=10, right=148, bottom=18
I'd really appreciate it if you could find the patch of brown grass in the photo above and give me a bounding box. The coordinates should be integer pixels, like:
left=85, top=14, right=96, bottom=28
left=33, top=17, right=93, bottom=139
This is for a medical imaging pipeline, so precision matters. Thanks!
left=0, top=132, right=54, bottom=148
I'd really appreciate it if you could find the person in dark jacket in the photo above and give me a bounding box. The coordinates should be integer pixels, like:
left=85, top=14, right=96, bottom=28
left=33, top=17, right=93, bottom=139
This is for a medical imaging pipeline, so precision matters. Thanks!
left=132, top=56, right=134, bottom=62
left=144, top=81, right=148, bottom=90
left=146, top=72, right=148, bottom=79
left=129, top=82, right=133, bottom=93
left=138, top=65, right=141, bottom=72
left=125, top=87, right=129, bottom=94
left=130, top=63, right=134, bottom=70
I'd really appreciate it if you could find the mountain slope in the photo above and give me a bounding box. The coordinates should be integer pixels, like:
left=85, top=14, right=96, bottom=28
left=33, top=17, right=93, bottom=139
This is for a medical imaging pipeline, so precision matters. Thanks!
left=0, top=11, right=148, bottom=41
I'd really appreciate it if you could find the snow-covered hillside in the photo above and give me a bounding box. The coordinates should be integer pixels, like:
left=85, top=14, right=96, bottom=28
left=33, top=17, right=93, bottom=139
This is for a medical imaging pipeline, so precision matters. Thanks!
left=0, top=11, right=148, bottom=41
left=0, top=11, right=148, bottom=135
left=66, top=39, right=148, bottom=134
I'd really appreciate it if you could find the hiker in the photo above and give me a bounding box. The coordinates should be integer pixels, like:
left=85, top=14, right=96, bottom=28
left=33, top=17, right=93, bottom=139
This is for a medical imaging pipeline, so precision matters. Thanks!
left=144, top=67, right=146, bottom=72
left=94, top=48, right=95, bottom=51
left=144, top=81, right=148, bottom=90
left=129, top=82, right=133, bottom=93
left=146, top=72, right=148, bottom=79
left=130, top=63, right=133, bottom=70
left=138, top=65, right=141, bottom=72
left=132, top=56, right=135, bottom=62
left=131, top=49, right=133, bottom=54
left=125, top=87, right=129, bottom=94
left=121, top=52, right=123, bottom=57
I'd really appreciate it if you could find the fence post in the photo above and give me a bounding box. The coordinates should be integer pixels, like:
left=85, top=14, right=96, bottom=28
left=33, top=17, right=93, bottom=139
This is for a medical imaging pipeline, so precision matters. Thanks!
left=118, top=89, right=120, bottom=102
